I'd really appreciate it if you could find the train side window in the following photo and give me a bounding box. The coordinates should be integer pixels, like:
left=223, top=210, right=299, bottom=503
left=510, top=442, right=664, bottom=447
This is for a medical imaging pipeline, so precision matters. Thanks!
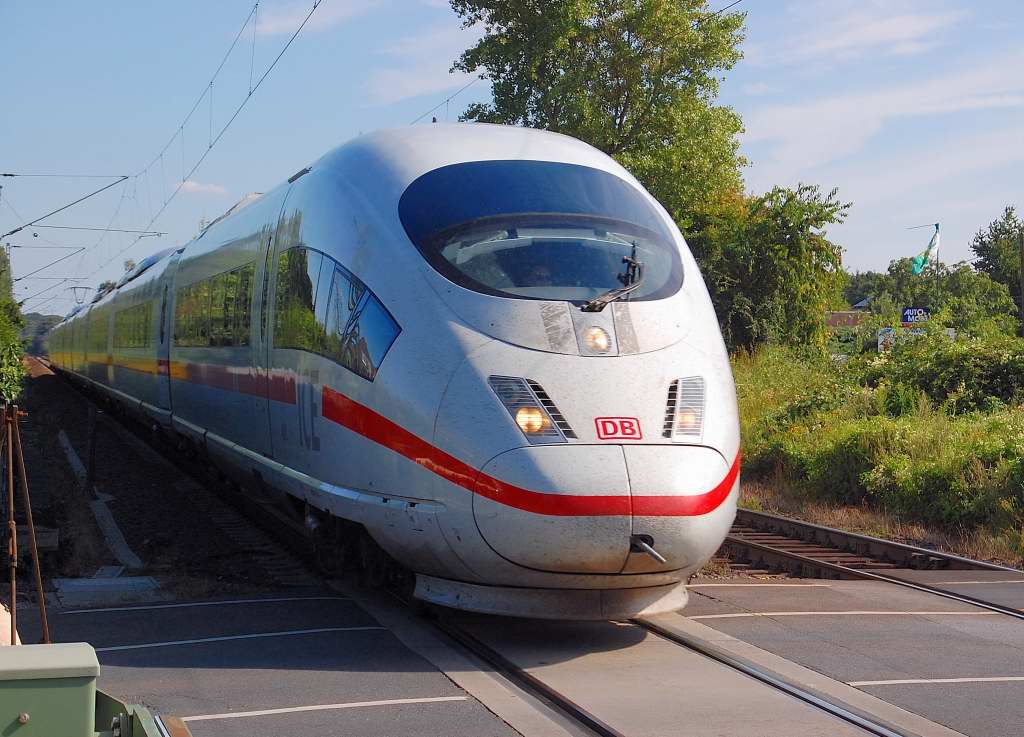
left=209, top=274, right=226, bottom=347
left=236, top=262, right=254, bottom=346
left=320, top=264, right=396, bottom=381
left=114, top=302, right=152, bottom=349
left=221, top=270, right=237, bottom=347
left=274, top=247, right=322, bottom=351
left=344, top=294, right=399, bottom=381
left=179, top=284, right=195, bottom=347
left=159, top=285, right=168, bottom=345
left=322, top=267, right=359, bottom=362
left=196, top=279, right=211, bottom=345
left=173, top=287, right=183, bottom=344
left=312, top=255, right=333, bottom=341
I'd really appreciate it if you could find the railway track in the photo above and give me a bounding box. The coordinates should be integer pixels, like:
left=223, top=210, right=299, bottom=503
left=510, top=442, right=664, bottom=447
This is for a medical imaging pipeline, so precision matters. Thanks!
left=39, top=357, right=1009, bottom=735
left=429, top=607, right=915, bottom=737
left=722, top=508, right=1024, bottom=620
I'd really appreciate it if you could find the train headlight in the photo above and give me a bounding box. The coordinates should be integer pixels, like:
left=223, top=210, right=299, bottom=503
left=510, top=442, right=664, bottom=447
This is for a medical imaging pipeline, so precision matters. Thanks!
left=663, top=377, right=705, bottom=441
left=675, top=408, right=700, bottom=433
left=515, top=407, right=551, bottom=434
left=583, top=326, right=611, bottom=353
left=489, top=376, right=574, bottom=444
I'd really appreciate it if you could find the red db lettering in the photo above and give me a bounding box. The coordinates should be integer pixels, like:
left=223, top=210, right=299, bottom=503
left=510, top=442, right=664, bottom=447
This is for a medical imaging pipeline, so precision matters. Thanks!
left=595, top=417, right=643, bottom=440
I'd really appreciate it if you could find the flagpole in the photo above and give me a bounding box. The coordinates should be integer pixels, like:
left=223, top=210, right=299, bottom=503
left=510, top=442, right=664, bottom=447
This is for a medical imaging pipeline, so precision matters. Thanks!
left=908, top=223, right=940, bottom=309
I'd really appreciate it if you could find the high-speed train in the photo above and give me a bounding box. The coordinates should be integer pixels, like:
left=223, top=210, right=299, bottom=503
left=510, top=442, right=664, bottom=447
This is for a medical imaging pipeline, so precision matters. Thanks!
left=48, top=124, right=741, bottom=619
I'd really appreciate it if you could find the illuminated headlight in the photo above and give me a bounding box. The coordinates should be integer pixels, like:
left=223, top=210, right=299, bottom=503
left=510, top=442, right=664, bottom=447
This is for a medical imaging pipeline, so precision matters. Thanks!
left=583, top=326, right=611, bottom=354
left=675, top=408, right=700, bottom=433
left=663, top=377, right=705, bottom=441
left=515, top=406, right=552, bottom=434
left=489, top=376, right=569, bottom=444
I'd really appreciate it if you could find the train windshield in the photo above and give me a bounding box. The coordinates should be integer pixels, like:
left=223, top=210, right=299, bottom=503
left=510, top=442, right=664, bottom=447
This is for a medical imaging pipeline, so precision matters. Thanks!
left=399, top=160, right=682, bottom=303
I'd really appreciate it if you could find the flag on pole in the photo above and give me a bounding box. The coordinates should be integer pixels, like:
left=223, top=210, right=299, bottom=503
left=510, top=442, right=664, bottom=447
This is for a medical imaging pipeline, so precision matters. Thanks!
left=912, top=223, right=939, bottom=275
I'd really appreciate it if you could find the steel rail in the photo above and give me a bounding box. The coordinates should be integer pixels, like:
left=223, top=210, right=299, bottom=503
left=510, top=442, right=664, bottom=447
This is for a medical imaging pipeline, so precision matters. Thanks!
left=430, top=615, right=627, bottom=737
left=723, top=535, right=1024, bottom=621
left=635, top=618, right=914, bottom=737
left=736, top=509, right=1021, bottom=573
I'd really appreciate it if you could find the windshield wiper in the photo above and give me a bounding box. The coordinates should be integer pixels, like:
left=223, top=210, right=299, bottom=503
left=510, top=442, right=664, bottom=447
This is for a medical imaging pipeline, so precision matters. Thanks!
left=581, top=244, right=645, bottom=312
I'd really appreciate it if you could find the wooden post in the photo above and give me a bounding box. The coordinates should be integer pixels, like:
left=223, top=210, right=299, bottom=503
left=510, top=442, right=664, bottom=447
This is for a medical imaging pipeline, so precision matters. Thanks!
left=12, top=407, right=49, bottom=643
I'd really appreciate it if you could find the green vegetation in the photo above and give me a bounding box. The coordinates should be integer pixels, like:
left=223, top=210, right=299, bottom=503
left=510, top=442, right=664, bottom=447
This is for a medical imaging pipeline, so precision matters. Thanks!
left=736, top=340, right=1024, bottom=551
left=0, top=248, right=25, bottom=402
left=22, top=312, right=62, bottom=355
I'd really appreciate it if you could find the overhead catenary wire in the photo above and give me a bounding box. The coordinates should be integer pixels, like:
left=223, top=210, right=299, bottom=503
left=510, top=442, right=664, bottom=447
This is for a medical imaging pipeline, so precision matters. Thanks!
left=44, top=3, right=262, bottom=296
left=32, top=225, right=164, bottom=235
left=14, top=248, right=86, bottom=281
left=93, top=0, right=323, bottom=276
left=409, top=75, right=483, bottom=125
left=0, top=176, right=128, bottom=239
left=24, top=294, right=60, bottom=312
left=1, top=195, right=62, bottom=246
left=0, top=173, right=127, bottom=179
left=8, top=244, right=86, bottom=249
left=135, top=2, right=260, bottom=178
left=17, top=279, right=73, bottom=306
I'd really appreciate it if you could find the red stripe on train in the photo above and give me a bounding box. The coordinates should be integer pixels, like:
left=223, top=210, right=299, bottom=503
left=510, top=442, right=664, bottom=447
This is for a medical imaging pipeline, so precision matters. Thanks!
left=321, top=385, right=739, bottom=518
left=168, top=360, right=297, bottom=405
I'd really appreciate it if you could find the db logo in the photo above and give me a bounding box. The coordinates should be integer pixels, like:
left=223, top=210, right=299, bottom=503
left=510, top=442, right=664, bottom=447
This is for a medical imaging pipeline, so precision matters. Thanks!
left=595, top=417, right=643, bottom=440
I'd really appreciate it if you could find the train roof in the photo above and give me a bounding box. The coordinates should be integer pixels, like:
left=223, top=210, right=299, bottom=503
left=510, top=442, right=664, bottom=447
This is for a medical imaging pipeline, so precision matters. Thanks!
left=313, top=123, right=641, bottom=197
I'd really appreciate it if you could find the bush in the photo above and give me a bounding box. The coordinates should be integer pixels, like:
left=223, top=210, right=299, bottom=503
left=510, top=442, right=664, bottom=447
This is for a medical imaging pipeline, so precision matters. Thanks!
left=736, top=344, right=1024, bottom=533
left=855, top=332, right=1024, bottom=413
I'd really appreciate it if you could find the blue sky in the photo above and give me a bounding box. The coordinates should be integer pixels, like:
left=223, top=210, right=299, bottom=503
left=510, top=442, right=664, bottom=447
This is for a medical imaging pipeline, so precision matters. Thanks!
left=2, top=0, right=1022, bottom=316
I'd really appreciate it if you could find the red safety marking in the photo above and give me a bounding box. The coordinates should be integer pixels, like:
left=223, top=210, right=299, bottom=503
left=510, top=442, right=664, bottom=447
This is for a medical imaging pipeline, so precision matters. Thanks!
left=322, top=386, right=739, bottom=518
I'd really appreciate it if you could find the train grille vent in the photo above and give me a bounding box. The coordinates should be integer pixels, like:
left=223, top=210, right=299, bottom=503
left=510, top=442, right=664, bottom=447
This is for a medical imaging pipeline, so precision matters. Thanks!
left=663, top=377, right=706, bottom=440
left=662, top=380, right=680, bottom=438
left=488, top=376, right=574, bottom=442
left=526, top=380, right=577, bottom=439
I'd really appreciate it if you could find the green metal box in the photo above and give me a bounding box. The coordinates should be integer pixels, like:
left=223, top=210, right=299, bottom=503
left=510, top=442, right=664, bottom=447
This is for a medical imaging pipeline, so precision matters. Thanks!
left=0, top=643, right=100, bottom=737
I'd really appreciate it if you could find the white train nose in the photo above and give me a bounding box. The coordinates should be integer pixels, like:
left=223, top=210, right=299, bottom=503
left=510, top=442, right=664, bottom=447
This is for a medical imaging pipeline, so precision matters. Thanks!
left=471, top=444, right=738, bottom=575
left=472, top=445, right=633, bottom=573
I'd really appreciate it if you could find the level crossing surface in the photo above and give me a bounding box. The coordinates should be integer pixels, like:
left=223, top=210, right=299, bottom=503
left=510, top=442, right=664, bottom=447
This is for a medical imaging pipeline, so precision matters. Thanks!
left=686, top=578, right=1024, bottom=737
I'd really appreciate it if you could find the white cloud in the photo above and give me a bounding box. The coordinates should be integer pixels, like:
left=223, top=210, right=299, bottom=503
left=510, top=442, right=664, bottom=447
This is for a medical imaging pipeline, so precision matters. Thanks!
left=181, top=180, right=228, bottom=195
left=255, top=0, right=376, bottom=36
left=746, top=2, right=964, bottom=67
left=365, top=23, right=484, bottom=107
left=840, top=125, right=1024, bottom=207
left=742, top=49, right=1024, bottom=178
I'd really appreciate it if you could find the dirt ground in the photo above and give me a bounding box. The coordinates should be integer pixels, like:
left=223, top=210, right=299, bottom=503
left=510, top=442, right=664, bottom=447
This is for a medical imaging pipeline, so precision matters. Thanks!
left=18, top=359, right=280, bottom=599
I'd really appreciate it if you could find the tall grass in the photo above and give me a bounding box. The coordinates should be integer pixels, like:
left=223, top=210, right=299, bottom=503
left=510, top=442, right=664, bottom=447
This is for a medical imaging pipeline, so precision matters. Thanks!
left=734, top=343, right=1024, bottom=554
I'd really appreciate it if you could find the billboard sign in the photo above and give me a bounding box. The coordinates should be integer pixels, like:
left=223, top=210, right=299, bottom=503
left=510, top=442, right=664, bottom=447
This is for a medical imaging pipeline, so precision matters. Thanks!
left=901, top=307, right=930, bottom=327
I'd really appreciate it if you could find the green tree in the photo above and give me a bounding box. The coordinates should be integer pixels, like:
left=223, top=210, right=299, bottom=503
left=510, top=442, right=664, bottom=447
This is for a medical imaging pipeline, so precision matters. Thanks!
left=451, top=0, right=747, bottom=221
left=971, top=205, right=1022, bottom=313
left=843, top=258, right=1017, bottom=338
left=688, top=184, right=849, bottom=351
left=845, top=270, right=892, bottom=308
left=0, top=248, right=12, bottom=302
left=0, top=247, right=24, bottom=401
